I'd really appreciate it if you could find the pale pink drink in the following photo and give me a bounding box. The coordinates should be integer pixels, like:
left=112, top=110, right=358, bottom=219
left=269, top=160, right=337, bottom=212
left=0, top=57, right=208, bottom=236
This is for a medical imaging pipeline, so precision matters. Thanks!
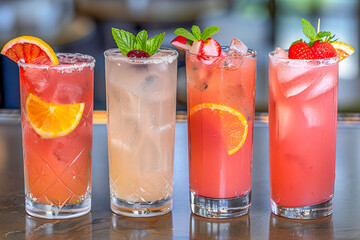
left=19, top=53, right=95, bottom=219
left=268, top=52, right=338, bottom=219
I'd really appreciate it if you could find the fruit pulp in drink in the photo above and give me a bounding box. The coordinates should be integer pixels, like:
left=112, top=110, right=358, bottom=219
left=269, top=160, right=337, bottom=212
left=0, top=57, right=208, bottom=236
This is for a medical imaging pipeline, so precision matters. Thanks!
left=268, top=54, right=338, bottom=207
left=19, top=54, right=94, bottom=206
left=187, top=52, right=256, bottom=199
left=105, top=49, right=178, bottom=203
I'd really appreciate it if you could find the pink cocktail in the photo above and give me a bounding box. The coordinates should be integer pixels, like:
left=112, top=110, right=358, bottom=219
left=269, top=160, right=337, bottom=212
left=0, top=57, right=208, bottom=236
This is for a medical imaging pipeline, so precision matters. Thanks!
left=19, top=53, right=95, bottom=219
left=187, top=48, right=256, bottom=218
left=268, top=52, right=338, bottom=219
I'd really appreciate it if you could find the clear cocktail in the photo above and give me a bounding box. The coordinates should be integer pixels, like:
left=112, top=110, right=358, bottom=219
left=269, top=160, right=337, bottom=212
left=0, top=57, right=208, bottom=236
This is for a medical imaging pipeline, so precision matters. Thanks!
left=105, top=47, right=178, bottom=217
left=19, top=53, right=95, bottom=219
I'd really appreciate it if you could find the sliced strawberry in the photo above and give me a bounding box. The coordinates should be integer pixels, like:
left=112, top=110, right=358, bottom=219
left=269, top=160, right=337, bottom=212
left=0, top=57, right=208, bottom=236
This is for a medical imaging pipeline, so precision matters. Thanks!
left=171, top=36, right=192, bottom=51
left=199, top=38, right=221, bottom=65
left=288, top=42, right=312, bottom=59
left=310, top=41, right=337, bottom=59
left=189, top=40, right=204, bottom=55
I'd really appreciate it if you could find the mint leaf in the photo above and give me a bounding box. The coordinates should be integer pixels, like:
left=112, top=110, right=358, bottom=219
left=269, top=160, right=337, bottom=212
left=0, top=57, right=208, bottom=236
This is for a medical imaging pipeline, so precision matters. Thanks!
left=112, top=28, right=136, bottom=55
left=146, top=32, right=165, bottom=56
left=316, top=31, right=331, bottom=39
left=201, top=26, right=220, bottom=40
left=191, top=25, right=201, bottom=40
left=174, top=28, right=197, bottom=42
left=135, top=30, right=148, bottom=51
left=302, top=18, right=316, bottom=42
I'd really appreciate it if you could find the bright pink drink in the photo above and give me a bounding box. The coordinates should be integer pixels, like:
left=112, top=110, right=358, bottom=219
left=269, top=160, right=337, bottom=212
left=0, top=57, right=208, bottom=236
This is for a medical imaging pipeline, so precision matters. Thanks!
left=268, top=52, right=338, bottom=216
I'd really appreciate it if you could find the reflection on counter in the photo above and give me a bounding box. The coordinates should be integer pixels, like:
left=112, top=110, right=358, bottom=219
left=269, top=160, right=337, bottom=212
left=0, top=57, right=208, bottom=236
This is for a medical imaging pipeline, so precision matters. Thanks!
left=190, top=213, right=250, bottom=239
left=110, top=212, right=173, bottom=239
left=26, top=214, right=92, bottom=239
left=269, top=214, right=334, bottom=240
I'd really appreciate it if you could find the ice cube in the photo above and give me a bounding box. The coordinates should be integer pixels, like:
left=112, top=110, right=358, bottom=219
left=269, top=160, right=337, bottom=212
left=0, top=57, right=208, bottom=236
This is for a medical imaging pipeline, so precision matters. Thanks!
left=23, top=67, right=50, bottom=94
left=277, top=61, right=310, bottom=84
left=306, top=74, right=337, bottom=100
left=217, top=56, right=243, bottom=70
left=279, top=69, right=319, bottom=98
left=274, top=47, right=288, bottom=59
left=53, top=81, right=83, bottom=104
left=228, top=37, right=248, bottom=56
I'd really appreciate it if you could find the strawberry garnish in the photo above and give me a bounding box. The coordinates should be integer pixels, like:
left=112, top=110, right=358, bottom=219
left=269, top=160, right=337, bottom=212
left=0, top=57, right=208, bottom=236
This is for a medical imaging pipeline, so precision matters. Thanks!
left=310, top=41, right=337, bottom=59
left=288, top=42, right=312, bottom=59
left=287, top=19, right=343, bottom=60
left=199, top=38, right=221, bottom=64
left=170, top=36, right=193, bottom=51
left=173, top=25, right=221, bottom=65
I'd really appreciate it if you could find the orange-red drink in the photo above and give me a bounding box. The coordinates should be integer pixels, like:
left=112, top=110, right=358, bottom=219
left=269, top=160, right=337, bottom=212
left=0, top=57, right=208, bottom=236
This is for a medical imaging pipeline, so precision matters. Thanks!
left=187, top=48, right=256, bottom=218
left=19, top=53, right=95, bottom=219
left=268, top=53, right=338, bottom=219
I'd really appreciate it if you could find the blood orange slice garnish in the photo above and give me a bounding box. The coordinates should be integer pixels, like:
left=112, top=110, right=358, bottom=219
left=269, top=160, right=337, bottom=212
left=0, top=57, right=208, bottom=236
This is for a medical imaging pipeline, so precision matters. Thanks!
left=190, top=103, right=248, bottom=156
left=1, top=36, right=58, bottom=64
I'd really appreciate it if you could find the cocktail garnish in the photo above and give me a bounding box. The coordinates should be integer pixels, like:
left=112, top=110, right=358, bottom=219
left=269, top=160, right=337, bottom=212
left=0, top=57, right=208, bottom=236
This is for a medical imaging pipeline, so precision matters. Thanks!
left=1, top=36, right=58, bottom=64
left=111, top=28, right=165, bottom=57
left=287, top=18, right=354, bottom=60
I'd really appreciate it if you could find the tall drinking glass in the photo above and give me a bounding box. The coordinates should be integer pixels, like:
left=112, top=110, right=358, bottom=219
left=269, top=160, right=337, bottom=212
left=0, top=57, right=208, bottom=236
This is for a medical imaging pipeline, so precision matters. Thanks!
left=268, top=52, right=339, bottom=219
left=19, top=53, right=95, bottom=219
left=187, top=48, right=257, bottom=218
left=104, top=48, right=178, bottom=217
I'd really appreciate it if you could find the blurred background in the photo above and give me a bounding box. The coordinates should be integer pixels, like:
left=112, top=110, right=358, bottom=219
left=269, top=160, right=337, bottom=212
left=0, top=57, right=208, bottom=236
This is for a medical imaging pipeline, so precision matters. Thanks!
left=0, top=0, right=358, bottom=112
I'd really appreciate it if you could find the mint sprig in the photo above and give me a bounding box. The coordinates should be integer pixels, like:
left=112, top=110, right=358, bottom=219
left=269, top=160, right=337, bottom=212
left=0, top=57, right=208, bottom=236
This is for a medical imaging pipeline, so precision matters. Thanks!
left=174, top=25, right=220, bottom=42
left=301, top=18, right=337, bottom=46
left=112, top=28, right=165, bottom=56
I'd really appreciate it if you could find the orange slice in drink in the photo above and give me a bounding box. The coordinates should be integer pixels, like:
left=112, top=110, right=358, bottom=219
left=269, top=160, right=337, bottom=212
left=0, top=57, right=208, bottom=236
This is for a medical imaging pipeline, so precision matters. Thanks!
left=25, top=93, right=84, bottom=138
left=1, top=36, right=58, bottom=64
left=190, top=103, right=248, bottom=156
left=331, top=41, right=355, bottom=61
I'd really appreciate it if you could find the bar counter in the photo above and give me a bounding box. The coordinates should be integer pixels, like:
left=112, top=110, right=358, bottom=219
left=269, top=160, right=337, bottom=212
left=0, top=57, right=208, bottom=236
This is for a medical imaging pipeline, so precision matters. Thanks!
left=0, top=110, right=359, bottom=239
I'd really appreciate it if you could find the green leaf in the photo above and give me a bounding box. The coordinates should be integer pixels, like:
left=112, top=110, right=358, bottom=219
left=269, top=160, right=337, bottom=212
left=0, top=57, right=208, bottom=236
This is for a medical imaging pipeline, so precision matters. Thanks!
left=291, top=39, right=303, bottom=46
left=135, top=30, right=148, bottom=51
left=112, top=28, right=136, bottom=55
left=316, top=31, right=331, bottom=39
left=302, top=18, right=316, bottom=41
left=191, top=25, right=201, bottom=40
left=146, top=32, right=165, bottom=56
left=174, top=28, right=197, bottom=42
left=201, top=26, right=220, bottom=40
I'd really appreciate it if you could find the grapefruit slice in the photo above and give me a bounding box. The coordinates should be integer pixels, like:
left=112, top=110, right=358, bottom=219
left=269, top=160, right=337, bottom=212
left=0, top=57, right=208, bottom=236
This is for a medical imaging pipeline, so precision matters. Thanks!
left=190, top=103, right=248, bottom=155
left=1, top=36, right=58, bottom=64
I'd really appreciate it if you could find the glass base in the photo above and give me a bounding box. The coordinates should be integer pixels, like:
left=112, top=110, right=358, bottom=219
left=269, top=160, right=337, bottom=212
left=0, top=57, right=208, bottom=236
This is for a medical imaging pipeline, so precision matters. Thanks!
left=190, top=191, right=251, bottom=218
left=25, top=197, right=91, bottom=219
left=111, top=197, right=172, bottom=217
left=271, top=197, right=333, bottom=219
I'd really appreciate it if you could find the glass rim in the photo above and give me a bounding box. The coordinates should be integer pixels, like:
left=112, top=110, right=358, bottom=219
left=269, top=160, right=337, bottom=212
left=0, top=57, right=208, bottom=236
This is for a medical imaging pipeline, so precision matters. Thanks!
left=269, top=50, right=339, bottom=63
left=104, top=47, right=179, bottom=63
left=17, top=53, right=96, bottom=69
left=186, top=47, right=257, bottom=58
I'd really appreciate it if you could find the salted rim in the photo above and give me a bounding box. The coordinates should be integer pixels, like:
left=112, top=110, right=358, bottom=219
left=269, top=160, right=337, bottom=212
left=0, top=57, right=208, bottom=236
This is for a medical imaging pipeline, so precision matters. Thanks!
left=104, top=47, right=179, bottom=64
left=18, top=53, right=96, bottom=69
left=269, top=50, right=339, bottom=64
left=186, top=47, right=257, bottom=58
